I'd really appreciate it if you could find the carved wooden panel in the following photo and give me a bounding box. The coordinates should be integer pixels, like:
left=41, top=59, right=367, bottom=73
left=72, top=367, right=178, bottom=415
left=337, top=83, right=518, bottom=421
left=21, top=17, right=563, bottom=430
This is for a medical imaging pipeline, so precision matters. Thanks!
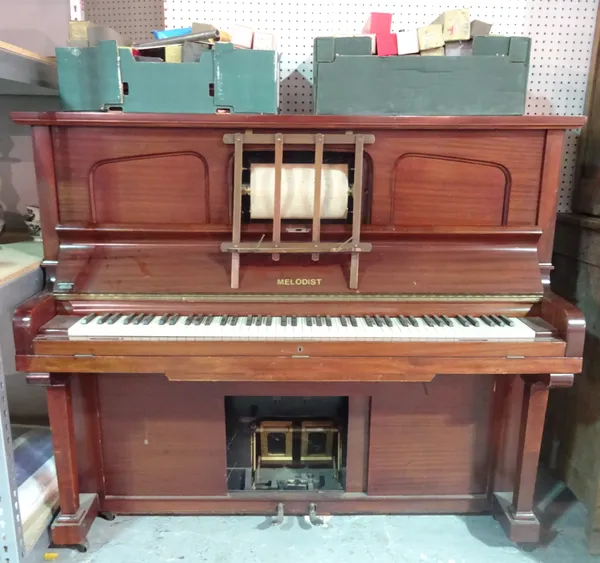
left=97, top=374, right=227, bottom=496
left=91, top=153, right=209, bottom=224
left=52, top=127, right=231, bottom=224
left=393, top=155, right=509, bottom=226
left=368, top=375, right=495, bottom=495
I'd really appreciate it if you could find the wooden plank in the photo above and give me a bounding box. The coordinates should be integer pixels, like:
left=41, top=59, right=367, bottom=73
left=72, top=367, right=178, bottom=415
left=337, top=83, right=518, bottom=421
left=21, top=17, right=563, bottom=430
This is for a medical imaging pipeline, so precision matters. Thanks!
left=345, top=396, right=370, bottom=493
left=312, top=133, right=324, bottom=261
left=272, top=133, right=283, bottom=261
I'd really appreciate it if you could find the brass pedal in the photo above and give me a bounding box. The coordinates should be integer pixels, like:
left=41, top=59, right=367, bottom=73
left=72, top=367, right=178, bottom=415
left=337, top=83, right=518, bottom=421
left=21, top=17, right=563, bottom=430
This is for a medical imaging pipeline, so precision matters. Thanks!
left=271, top=502, right=285, bottom=526
left=308, top=502, right=324, bottom=526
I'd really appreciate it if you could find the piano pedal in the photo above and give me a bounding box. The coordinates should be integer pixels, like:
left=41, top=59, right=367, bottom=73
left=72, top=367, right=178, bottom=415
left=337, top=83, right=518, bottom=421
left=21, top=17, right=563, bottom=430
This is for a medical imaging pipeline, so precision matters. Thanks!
left=308, top=503, right=324, bottom=526
left=271, top=502, right=285, bottom=526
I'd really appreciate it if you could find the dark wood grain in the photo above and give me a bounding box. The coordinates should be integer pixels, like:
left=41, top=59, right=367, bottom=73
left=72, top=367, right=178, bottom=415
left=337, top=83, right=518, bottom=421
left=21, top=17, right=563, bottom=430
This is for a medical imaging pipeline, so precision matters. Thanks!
left=16, top=355, right=584, bottom=379
left=46, top=375, right=80, bottom=514
left=512, top=378, right=550, bottom=516
left=541, top=292, right=586, bottom=357
left=102, top=493, right=489, bottom=515
left=32, top=338, right=567, bottom=359
left=10, top=112, right=586, bottom=129
left=368, top=376, right=494, bottom=495
left=97, top=375, right=227, bottom=497
left=31, top=126, right=60, bottom=261
left=13, top=293, right=56, bottom=354
left=345, top=396, right=370, bottom=493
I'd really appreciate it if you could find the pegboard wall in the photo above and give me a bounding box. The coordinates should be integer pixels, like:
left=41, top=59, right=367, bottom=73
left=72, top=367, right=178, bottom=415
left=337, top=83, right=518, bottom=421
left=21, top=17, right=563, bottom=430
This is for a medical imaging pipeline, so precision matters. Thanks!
left=84, top=0, right=599, bottom=211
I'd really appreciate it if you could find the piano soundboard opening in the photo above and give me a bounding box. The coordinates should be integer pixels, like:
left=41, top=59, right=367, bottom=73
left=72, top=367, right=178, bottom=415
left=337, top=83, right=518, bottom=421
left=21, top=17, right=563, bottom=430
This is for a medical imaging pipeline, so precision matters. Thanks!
left=239, top=150, right=371, bottom=225
left=225, top=396, right=348, bottom=492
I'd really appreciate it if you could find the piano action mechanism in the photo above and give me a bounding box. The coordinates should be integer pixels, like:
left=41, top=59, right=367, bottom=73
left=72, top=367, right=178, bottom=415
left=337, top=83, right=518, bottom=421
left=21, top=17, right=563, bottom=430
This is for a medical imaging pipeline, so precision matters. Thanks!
left=11, top=112, right=586, bottom=549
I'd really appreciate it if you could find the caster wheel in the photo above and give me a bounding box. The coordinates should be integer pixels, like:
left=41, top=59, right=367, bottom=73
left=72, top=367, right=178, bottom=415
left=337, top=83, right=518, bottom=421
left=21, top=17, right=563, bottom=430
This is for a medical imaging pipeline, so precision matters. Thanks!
left=518, top=543, right=537, bottom=553
left=99, top=510, right=116, bottom=521
left=74, top=540, right=89, bottom=553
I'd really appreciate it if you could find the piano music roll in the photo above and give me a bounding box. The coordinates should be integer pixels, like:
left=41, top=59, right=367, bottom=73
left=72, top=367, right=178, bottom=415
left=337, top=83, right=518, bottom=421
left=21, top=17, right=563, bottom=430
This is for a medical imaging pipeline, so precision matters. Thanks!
left=249, top=163, right=349, bottom=219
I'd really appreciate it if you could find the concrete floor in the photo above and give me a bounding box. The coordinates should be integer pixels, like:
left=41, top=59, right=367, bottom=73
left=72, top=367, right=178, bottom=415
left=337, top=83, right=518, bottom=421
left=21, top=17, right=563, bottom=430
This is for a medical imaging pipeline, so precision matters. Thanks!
left=53, top=480, right=600, bottom=563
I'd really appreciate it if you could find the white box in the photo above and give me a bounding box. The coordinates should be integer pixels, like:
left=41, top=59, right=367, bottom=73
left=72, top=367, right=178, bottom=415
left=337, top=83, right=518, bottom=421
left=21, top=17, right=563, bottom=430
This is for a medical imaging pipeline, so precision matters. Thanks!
left=396, top=30, right=419, bottom=55
left=253, top=32, right=276, bottom=51
left=232, top=24, right=254, bottom=49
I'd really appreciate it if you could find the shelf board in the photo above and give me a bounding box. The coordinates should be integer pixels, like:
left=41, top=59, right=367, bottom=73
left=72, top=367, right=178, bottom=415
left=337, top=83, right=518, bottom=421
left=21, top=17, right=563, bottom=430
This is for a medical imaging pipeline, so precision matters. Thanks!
left=0, top=41, right=58, bottom=96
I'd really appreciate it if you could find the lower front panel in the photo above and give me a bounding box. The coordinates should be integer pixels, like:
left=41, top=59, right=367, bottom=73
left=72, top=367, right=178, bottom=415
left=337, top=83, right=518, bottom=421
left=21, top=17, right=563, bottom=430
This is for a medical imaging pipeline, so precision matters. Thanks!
left=92, top=374, right=504, bottom=513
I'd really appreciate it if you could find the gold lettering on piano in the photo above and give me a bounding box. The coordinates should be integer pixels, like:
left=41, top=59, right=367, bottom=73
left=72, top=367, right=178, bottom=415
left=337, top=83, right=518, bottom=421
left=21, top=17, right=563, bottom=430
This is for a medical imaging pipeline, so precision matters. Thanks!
left=277, top=278, right=323, bottom=286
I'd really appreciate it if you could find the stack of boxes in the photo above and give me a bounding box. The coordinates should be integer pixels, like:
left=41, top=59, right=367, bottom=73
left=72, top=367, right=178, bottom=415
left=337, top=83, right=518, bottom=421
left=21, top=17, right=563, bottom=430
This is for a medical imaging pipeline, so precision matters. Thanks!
left=359, top=9, right=492, bottom=57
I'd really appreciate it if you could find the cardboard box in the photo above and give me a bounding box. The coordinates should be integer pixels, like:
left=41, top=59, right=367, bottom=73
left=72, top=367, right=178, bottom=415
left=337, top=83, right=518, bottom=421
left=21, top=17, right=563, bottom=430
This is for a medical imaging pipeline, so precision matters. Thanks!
left=418, top=24, right=444, bottom=51
left=440, top=9, right=471, bottom=42
left=421, top=47, right=445, bottom=56
left=165, top=45, right=183, bottom=63
left=445, top=41, right=473, bottom=57
left=471, top=20, right=493, bottom=38
left=253, top=32, right=276, bottom=51
left=69, top=20, right=91, bottom=41
left=376, top=33, right=397, bottom=56
left=396, top=30, right=419, bottom=56
left=232, top=24, right=253, bottom=49
left=362, top=12, right=392, bottom=34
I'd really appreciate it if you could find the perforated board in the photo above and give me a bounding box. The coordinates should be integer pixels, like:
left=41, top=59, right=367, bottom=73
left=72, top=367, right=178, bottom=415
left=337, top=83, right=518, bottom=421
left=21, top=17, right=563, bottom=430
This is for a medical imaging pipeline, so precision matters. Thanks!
left=84, top=0, right=599, bottom=209
left=84, top=0, right=164, bottom=43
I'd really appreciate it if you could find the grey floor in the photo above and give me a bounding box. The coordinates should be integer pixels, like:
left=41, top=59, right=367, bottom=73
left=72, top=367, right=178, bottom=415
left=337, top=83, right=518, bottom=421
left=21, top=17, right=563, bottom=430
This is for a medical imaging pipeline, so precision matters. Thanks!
left=51, top=478, right=600, bottom=563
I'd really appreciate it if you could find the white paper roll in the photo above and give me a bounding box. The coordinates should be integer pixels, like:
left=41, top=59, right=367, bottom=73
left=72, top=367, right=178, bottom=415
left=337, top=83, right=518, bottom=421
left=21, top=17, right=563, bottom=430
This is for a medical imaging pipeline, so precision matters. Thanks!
left=250, top=163, right=349, bottom=220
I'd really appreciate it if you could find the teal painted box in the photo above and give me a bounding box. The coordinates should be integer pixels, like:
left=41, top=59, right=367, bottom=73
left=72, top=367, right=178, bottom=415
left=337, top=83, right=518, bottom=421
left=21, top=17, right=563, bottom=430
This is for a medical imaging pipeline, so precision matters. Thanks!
left=313, top=35, right=531, bottom=116
left=55, top=40, right=279, bottom=114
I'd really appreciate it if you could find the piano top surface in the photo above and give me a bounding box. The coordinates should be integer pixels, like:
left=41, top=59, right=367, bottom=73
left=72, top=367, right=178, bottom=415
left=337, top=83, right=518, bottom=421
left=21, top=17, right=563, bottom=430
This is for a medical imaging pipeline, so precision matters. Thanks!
left=10, top=112, right=587, bottom=130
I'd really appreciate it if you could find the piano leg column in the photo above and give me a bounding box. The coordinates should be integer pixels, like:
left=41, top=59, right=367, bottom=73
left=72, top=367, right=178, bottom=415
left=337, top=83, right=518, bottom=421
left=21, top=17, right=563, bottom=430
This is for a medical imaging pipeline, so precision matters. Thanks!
left=492, top=375, right=565, bottom=544
left=46, top=374, right=99, bottom=549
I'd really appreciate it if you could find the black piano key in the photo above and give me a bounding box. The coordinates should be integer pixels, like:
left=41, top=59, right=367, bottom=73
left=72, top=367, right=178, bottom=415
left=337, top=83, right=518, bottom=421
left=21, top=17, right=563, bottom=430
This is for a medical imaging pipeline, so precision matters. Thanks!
left=97, top=313, right=111, bottom=325
left=374, top=315, right=384, bottom=327
left=490, top=314, right=504, bottom=326
left=142, top=314, right=154, bottom=325
left=185, top=315, right=196, bottom=325
left=168, top=314, right=180, bottom=325
left=246, top=315, right=253, bottom=326
left=325, top=315, right=332, bottom=327
left=364, top=316, right=374, bottom=327
left=122, top=313, right=136, bottom=325
left=397, top=316, right=409, bottom=327
left=432, top=315, right=444, bottom=327
left=499, top=314, right=514, bottom=326
left=307, top=316, right=313, bottom=327
left=256, top=315, right=263, bottom=327
left=281, top=316, right=287, bottom=327
left=193, top=314, right=204, bottom=325
left=159, top=314, right=170, bottom=325
left=316, top=316, right=323, bottom=327
left=81, top=313, right=96, bottom=325
left=441, top=315, right=453, bottom=327
left=204, top=315, right=214, bottom=325
left=480, top=315, right=494, bottom=327
left=340, top=316, right=348, bottom=327
left=465, top=315, right=479, bottom=327
left=456, top=315, right=469, bottom=327
left=291, top=316, right=298, bottom=327
left=133, top=313, right=145, bottom=325
left=423, top=315, right=435, bottom=327
left=407, top=316, right=419, bottom=327
left=350, top=316, right=358, bottom=327
left=265, top=316, right=272, bottom=326
left=231, top=316, right=240, bottom=326
left=384, top=316, right=394, bottom=328
left=220, top=315, right=229, bottom=326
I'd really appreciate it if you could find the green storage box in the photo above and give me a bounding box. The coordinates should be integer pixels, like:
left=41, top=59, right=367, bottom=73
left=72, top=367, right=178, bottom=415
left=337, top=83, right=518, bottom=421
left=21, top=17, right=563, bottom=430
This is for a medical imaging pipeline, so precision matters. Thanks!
left=56, top=40, right=279, bottom=114
left=313, top=35, right=531, bottom=116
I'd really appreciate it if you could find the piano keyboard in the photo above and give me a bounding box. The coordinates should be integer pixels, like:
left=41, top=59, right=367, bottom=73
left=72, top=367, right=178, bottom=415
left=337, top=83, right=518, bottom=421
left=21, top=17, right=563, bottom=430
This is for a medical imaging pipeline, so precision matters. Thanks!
left=67, top=314, right=538, bottom=341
